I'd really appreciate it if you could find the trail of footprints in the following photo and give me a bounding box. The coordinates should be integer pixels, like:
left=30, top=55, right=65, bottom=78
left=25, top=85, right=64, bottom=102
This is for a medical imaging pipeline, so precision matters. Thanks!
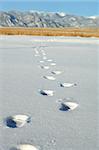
left=38, top=47, right=78, bottom=111
left=4, top=46, right=79, bottom=150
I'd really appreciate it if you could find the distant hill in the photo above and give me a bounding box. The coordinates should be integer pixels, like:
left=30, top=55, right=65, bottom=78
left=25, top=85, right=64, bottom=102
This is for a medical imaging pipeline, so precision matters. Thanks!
left=0, top=11, right=99, bottom=28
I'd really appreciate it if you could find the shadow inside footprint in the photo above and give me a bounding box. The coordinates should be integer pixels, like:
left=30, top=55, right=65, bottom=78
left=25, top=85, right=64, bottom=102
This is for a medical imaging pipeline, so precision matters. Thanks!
left=5, top=116, right=17, bottom=128
left=59, top=103, right=70, bottom=111
left=40, top=91, right=48, bottom=96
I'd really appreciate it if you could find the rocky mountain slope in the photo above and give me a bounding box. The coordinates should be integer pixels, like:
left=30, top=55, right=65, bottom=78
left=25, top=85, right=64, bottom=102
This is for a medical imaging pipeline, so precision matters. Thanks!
left=0, top=11, right=99, bottom=28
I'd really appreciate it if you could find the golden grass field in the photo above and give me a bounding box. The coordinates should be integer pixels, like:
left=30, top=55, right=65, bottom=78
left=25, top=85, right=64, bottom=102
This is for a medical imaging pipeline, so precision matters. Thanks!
left=0, top=27, right=99, bottom=37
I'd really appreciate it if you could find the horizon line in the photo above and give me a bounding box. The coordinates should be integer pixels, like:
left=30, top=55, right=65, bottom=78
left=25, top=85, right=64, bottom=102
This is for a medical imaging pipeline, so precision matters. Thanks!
left=0, top=10, right=99, bottom=17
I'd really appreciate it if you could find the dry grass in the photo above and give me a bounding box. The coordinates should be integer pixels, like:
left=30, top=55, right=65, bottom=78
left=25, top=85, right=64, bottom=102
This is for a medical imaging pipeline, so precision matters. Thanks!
left=0, top=27, right=99, bottom=37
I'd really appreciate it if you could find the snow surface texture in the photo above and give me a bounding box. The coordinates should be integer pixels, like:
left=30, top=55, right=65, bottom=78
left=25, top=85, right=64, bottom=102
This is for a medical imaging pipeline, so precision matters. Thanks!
left=0, top=36, right=98, bottom=150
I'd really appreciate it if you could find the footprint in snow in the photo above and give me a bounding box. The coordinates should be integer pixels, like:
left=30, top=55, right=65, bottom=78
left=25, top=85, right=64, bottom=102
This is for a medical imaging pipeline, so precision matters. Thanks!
left=39, top=89, right=54, bottom=96
left=60, top=102, right=78, bottom=111
left=40, top=65, right=50, bottom=69
left=41, top=50, right=45, bottom=53
left=35, top=50, right=39, bottom=54
left=57, top=99, right=78, bottom=111
left=51, top=71, right=62, bottom=75
left=39, top=60, right=44, bottom=63
left=50, top=63, right=56, bottom=66
left=42, top=52, right=46, bottom=56
left=10, top=144, right=38, bottom=150
left=43, top=76, right=56, bottom=81
left=60, top=82, right=77, bottom=88
left=5, top=115, right=31, bottom=128
left=47, top=59, right=53, bottom=62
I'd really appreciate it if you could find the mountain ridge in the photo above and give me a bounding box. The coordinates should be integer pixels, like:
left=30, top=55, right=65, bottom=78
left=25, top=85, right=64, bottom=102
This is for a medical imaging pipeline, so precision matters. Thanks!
left=0, top=11, right=99, bottom=28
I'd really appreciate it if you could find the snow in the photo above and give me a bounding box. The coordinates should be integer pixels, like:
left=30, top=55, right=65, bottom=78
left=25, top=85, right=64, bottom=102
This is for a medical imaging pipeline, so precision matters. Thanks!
left=58, top=12, right=66, bottom=17
left=0, top=35, right=98, bottom=150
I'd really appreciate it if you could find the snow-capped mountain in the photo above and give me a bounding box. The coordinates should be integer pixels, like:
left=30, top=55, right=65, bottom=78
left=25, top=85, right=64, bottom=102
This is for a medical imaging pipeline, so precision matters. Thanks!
left=88, top=16, right=98, bottom=19
left=0, top=11, right=99, bottom=27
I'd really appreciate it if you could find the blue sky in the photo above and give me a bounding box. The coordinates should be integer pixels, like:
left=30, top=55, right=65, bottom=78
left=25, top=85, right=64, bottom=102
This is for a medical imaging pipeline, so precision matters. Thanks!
left=0, top=0, right=98, bottom=16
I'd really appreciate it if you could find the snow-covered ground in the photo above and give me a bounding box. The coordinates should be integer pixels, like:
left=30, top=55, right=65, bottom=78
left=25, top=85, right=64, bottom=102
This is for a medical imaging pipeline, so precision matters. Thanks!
left=0, top=36, right=99, bottom=150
